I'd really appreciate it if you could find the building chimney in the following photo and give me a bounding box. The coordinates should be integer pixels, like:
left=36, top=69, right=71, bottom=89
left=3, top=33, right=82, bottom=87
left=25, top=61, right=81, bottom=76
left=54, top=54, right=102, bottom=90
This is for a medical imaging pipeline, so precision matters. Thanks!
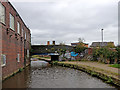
left=47, top=41, right=50, bottom=45
left=52, top=41, right=55, bottom=45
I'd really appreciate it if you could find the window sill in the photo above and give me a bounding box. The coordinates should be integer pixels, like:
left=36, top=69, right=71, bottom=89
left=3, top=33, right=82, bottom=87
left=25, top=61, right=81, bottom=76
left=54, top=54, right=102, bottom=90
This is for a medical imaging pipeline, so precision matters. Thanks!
left=9, top=27, right=15, bottom=32
left=0, top=22, right=6, bottom=26
left=1, top=64, right=6, bottom=67
left=17, top=33, right=21, bottom=36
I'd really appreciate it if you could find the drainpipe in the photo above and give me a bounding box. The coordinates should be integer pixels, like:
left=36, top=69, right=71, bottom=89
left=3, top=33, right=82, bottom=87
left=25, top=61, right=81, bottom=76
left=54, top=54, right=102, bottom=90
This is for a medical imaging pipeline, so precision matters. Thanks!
left=24, top=39, right=26, bottom=67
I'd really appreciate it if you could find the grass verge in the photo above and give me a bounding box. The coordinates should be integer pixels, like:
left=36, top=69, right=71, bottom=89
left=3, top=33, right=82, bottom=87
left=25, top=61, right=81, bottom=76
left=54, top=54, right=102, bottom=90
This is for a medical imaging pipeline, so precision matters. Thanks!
left=109, top=64, right=120, bottom=69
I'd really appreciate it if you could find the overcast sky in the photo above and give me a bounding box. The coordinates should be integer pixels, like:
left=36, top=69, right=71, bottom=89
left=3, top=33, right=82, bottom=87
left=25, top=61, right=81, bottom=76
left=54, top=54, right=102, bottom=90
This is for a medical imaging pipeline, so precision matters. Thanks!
left=9, top=0, right=119, bottom=46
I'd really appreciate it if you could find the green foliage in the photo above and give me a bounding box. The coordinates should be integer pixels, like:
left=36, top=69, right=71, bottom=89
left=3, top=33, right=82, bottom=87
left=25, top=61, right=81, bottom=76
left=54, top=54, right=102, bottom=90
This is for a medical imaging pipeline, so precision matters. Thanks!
left=30, top=48, right=34, bottom=53
left=116, top=47, right=120, bottom=61
left=92, top=47, right=117, bottom=64
left=92, top=48, right=100, bottom=61
left=51, top=48, right=55, bottom=53
left=107, top=50, right=117, bottom=64
left=52, top=61, right=59, bottom=65
left=110, top=64, right=120, bottom=69
left=70, top=65, right=73, bottom=68
left=43, top=57, right=50, bottom=59
left=60, top=49, right=66, bottom=53
left=106, top=43, right=115, bottom=48
left=91, top=71, right=97, bottom=76
left=74, top=43, right=87, bottom=54
left=32, top=55, right=39, bottom=58
left=106, top=77, right=113, bottom=83
left=19, top=68, right=24, bottom=72
left=59, top=48, right=66, bottom=55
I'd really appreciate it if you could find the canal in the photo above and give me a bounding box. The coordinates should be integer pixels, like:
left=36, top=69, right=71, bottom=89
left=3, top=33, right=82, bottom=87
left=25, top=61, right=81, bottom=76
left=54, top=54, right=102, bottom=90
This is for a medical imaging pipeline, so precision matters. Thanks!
left=2, top=61, right=117, bottom=88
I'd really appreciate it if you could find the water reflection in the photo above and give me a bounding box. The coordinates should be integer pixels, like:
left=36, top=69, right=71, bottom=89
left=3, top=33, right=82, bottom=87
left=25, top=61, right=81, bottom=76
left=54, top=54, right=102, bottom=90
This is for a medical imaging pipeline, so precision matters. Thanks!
left=31, top=61, right=49, bottom=69
left=2, top=66, right=31, bottom=88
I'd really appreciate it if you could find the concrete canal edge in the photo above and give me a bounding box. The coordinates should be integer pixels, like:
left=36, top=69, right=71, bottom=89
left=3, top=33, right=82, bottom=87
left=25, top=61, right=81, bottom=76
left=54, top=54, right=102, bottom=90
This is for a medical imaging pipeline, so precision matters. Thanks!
left=2, top=64, right=30, bottom=82
left=52, top=61, right=120, bottom=87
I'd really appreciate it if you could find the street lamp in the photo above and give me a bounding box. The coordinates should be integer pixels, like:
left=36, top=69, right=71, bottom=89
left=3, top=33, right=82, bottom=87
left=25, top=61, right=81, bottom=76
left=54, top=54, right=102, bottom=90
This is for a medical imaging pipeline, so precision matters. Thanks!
left=101, top=29, right=104, bottom=47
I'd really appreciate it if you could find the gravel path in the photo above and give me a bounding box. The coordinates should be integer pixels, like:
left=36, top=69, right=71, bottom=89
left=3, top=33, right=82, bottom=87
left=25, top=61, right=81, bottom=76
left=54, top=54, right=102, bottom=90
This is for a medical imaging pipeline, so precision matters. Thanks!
left=63, top=61, right=119, bottom=78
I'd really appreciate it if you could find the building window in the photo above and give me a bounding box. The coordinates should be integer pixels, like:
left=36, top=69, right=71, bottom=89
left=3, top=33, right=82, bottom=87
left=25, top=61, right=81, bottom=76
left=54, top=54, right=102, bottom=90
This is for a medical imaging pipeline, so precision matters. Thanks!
left=22, top=27, right=24, bottom=37
left=10, top=13, right=15, bottom=30
left=17, top=22, right=20, bottom=34
left=27, top=50, right=29, bottom=58
left=17, top=54, right=20, bottom=62
left=0, top=3, right=5, bottom=24
left=25, top=32, right=27, bottom=40
left=1, top=54, right=6, bottom=66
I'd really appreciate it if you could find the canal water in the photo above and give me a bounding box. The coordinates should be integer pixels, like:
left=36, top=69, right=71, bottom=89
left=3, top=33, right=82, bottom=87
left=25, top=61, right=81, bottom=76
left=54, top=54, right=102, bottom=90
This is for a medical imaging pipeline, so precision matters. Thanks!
left=2, top=61, right=117, bottom=88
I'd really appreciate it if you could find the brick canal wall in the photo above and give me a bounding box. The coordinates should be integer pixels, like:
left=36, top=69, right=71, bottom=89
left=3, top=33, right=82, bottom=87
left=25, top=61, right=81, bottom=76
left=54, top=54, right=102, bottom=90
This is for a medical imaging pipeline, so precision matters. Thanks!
left=0, top=1, right=31, bottom=80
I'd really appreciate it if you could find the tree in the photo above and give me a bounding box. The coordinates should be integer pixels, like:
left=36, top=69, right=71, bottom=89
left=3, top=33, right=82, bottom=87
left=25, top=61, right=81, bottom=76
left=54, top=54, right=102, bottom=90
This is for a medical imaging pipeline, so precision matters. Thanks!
left=92, top=48, right=100, bottom=61
left=59, top=42, right=65, bottom=45
left=74, top=43, right=87, bottom=54
left=106, top=49, right=117, bottom=64
left=92, top=47, right=117, bottom=64
left=116, top=47, right=120, bottom=63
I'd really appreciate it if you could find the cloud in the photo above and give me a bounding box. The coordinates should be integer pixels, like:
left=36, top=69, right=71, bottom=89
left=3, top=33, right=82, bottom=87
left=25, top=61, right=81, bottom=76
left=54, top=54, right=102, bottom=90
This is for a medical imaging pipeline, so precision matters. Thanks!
left=9, top=0, right=119, bottom=45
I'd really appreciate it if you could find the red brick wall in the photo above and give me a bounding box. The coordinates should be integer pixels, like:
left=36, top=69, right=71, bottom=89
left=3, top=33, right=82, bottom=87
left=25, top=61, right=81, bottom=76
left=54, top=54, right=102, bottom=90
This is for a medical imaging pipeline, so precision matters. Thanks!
left=88, top=48, right=93, bottom=55
left=0, top=21, right=2, bottom=87
left=0, top=1, right=31, bottom=79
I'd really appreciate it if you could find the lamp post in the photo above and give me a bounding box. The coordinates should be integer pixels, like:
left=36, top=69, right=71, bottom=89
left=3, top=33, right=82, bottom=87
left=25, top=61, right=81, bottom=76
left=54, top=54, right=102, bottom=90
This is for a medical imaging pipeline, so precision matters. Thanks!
left=101, top=29, right=104, bottom=47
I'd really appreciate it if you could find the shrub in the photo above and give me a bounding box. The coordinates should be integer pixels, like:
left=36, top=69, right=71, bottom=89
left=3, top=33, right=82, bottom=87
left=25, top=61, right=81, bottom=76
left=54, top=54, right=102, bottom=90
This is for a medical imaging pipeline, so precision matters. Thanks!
left=92, top=47, right=117, bottom=64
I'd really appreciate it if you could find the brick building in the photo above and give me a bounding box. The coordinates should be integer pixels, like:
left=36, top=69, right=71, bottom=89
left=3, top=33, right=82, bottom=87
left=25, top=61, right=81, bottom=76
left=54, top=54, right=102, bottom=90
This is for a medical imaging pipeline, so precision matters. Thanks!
left=0, top=1, right=31, bottom=80
left=90, top=42, right=115, bottom=48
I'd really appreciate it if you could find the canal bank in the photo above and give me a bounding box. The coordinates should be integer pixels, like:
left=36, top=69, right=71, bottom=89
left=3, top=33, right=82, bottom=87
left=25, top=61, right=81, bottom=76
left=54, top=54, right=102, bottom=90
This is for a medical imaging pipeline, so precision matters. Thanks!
left=2, top=63, right=30, bottom=81
left=52, top=61, right=120, bottom=87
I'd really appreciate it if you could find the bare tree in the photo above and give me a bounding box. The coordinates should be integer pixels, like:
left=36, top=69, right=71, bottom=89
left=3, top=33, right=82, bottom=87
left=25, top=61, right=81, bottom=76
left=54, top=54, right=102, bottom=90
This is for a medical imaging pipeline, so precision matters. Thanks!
left=59, top=42, right=65, bottom=45
left=78, top=38, right=85, bottom=43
